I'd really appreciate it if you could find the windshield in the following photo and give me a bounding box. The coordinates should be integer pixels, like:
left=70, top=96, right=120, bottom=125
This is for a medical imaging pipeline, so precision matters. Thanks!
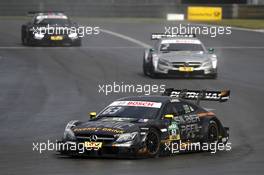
left=160, top=43, right=204, bottom=52
left=34, top=18, right=70, bottom=25
left=99, top=104, right=161, bottom=119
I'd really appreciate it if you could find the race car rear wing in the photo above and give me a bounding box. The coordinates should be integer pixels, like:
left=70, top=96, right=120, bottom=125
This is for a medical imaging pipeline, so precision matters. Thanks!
left=151, top=33, right=196, bottom=40
left=162, top=88, right=230, bottom=104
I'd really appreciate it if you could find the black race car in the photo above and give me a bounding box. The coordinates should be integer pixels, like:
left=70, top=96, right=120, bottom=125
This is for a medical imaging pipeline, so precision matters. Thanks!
left=58, top=89, right=230, bottom=157
left=21, top=11, right=81, bottom=46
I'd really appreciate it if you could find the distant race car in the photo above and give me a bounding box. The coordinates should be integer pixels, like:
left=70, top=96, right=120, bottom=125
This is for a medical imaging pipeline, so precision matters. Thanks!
left=21, top=11, right=82, bottom=46
left=143, top=34, right=218, bottom=78
left=58, top=89, right=230, bottom=158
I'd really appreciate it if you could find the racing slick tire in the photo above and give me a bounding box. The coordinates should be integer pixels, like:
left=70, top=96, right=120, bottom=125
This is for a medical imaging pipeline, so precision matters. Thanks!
left=145, top=128, right=161, bottom=157
left=200, top=120, right=219, bottom=152
left=206, top=120, right=219, bottom=143
left=199, top=119, right=220, bottom=152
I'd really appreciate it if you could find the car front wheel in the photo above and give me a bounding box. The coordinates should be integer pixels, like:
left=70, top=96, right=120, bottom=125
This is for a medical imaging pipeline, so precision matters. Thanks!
left=145, top=128, right=160, bottom=157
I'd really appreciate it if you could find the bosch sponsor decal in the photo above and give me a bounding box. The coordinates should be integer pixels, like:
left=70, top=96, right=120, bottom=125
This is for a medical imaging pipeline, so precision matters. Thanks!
left=109, top=101, right=162, bottom=108
left=161, top=39, right=201, bottom=44
left=36, top=15, right=68, bottom=20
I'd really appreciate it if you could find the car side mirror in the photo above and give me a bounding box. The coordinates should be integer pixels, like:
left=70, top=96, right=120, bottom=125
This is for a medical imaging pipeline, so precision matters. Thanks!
left=89, top=112, right=97, bottom=119
left=208, top=48, right=214, bottom=54
left=149, top=48, right=154, bottom=52
left=164, top=114, right=174, bottom=120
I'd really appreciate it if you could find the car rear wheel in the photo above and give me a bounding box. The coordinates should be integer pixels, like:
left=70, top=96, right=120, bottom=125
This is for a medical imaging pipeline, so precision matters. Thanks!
left=145, top=128, right=160, bottom=157
left=207, top=121, right=219, bottom=143
left=199, top=120, right=219, bottom=152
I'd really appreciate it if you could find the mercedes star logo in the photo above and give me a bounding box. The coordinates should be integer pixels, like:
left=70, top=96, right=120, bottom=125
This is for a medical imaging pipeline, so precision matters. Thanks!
left=184, top=62, right=189, bottom=67
left=90, top=135, right=98, bottom=141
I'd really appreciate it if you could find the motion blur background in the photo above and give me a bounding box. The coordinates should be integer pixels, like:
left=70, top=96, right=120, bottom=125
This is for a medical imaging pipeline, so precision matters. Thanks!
left=0, top=0, right=263, bottom=19
left=0, top=0, right=264, bottom=175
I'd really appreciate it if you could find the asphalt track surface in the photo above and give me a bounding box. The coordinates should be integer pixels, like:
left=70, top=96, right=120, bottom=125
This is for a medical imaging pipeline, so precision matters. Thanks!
left=0, top=18, right=264, bottom=175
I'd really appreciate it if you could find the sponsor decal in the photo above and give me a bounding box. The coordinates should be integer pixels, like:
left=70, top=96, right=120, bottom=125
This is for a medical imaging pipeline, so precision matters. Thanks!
left=73, top=127, right=124, bottom=134
left=161, top=39, right=201, bottom=44
left=169, top=90, right=230, bottom=101
left=109, top=101, right=162, bottom=108
left=101, top=117, right=133, bottom=122
left=188, top=7, right=222, bottom=21
left=84, top=141, right=102, bottom=150
left=36, top=15, right=68, bottom=20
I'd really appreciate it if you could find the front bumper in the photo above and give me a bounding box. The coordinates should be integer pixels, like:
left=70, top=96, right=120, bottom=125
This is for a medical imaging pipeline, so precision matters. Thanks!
left=29, top=35, right=81, bottom=46
left=57, top=140, right=145, bottom=157
left=155, top=63, right=217, bottom=77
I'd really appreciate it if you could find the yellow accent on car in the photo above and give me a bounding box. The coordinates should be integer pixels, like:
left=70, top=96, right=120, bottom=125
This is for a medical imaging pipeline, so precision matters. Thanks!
left=179, top=67, right=194, bottom=72
left=50, top=36, right=63, bottom=40
left=84, top=142, right=102, bottom=149
left=89, top=112, right=97, bottom=119
left=164, top=114, right=174, bottom=119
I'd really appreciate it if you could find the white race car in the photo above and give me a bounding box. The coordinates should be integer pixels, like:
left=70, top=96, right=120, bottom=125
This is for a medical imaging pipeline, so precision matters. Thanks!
left=143, top=34, right=217, bottom=78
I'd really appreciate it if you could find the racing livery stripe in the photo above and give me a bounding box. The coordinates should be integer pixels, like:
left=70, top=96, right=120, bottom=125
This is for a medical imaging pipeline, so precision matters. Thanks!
left=197, top=112, right=215, bottom=117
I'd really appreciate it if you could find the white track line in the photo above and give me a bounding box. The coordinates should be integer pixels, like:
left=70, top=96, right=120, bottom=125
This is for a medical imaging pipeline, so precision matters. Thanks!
left=100, top=29, right=151, bottom=48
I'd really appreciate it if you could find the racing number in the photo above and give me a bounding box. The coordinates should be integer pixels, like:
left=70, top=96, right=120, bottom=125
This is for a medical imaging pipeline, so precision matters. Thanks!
left=101, top=106, right=122, bottom=115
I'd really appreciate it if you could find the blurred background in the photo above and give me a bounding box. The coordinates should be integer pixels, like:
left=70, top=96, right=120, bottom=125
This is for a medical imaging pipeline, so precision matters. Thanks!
left=0, top=0, right=263, bottom=19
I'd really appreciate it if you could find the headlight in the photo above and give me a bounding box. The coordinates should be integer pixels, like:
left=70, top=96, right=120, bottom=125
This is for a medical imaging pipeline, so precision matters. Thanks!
left=68, top=32, right=78, bottom=39
left=115, top=132, right=138, bottom=143
left=34, top=33, right=44, bottom=40
left=202, top=60, right=212, bottom=67
left=158, top=59, right=170, bottom=66
left=63, top=129, right=76, bottom=141
left=63, top=120, right=78, bottom=140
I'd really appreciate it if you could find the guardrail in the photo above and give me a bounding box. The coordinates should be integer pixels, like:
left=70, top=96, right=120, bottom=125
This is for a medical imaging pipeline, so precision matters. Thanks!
left=0, top=0, right=263, bottom=19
